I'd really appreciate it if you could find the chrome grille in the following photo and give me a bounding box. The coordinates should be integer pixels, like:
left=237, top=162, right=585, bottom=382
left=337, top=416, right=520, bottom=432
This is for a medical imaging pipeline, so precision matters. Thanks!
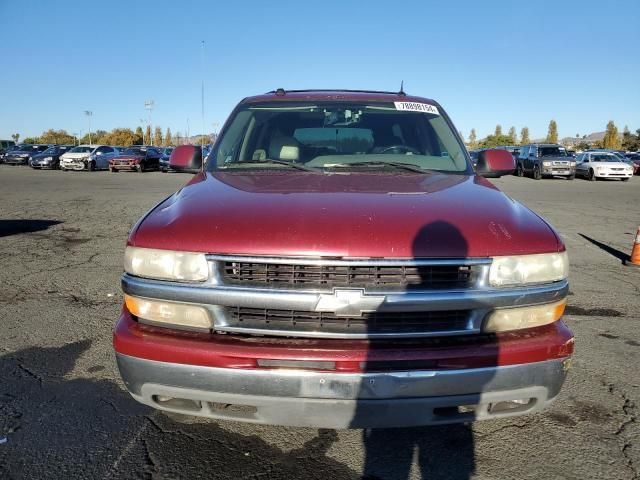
left=221, top=261, right=476, bottom=290
left=227, top=306, right=470, bottom=336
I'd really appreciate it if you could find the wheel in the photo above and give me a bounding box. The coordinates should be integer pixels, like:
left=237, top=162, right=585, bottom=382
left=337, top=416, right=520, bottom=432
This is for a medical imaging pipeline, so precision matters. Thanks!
left=89, top=160, right=96, bottom=172
left=516, top=163, right=524, bottom=177
left=61, top=167, right=67, bottom=172
left=109, top=167, right=117, bottom=173
left=568, top=174, right=575, bottom=180
left=136, top=164, right=143, bottom=173
left=589, top=169, right=597, bottom=181
left=533, top=165, right=542, bottom=180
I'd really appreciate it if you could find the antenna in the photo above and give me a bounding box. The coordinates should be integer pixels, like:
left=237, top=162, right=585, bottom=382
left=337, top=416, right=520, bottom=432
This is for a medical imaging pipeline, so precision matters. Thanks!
left=399, top=81, right=406, bottom=96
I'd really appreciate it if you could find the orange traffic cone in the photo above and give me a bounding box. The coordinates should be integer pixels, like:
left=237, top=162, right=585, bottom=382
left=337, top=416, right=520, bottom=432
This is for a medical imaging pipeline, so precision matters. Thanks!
left=626, top=227, right=640, bottom=267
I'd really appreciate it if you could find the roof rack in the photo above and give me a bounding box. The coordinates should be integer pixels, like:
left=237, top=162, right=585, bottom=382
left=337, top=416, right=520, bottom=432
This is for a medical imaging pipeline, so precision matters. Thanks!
left=267, top=88, right=408, bottom=96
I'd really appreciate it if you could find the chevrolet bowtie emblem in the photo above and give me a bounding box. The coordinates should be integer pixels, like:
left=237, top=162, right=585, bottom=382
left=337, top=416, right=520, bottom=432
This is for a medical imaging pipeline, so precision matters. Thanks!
left=314, top=289, right=385, bottom=317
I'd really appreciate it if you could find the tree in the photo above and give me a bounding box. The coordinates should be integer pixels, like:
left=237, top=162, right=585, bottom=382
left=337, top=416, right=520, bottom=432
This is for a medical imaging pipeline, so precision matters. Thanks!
left=11, top=133, right=20, bottom=143
left=546, top=120, right=558, bottom=143
left=22, top=137, right=38, bottom=144
left=144, top=125, right=152, bottom=145
left=134, top=126, right=144, bottom=145
left=508, top=126, right=517, bottom=144
left=621, top=127, right=640, bottom=151
left=494, top=125, right=503, bottom=137
left=602, top=121, right=621, bottom=149
left=38, top=129, right=76, bottom=145
left=101, top=128, right=140, bottom=147
left=520, top=127, right=530, bottom=144
left=164, top=127, right=172, bottom=146
left=468, top=129, right=477, bottom=148
left=479, top=134, right=514, bottom=148
left=153, top=127, right=163, bottom=147
left=79, top=130, right=106, bottom=145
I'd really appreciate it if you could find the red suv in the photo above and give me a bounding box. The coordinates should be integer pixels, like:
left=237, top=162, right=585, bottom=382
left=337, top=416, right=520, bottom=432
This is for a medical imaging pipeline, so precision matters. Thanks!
left=114, top=89, right=573, bottom=428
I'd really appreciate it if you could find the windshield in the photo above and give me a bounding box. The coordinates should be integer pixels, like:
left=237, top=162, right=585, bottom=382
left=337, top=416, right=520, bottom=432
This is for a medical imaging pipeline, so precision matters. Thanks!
left=209, top=101, right=470, bottom=173
left=42, top=146, right=59, bottom=154
left=591, top=154, right=620, bottom=162
left=539, top=146, right=566, bottom=157
left=123, top=148, right=145, bottom=156
left=69, top=146, right=94, bottom=153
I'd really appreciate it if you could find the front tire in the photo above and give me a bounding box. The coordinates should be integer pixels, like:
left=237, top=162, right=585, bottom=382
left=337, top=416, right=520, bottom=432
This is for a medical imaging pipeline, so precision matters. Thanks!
left=516, top=163, right=524, bottom=177
left=89, top=160, right=96, bottom=172
left=136, top=164, right=143, bottom=173
left=109, top=167, right=117, bottom=173
left=568, top=174, right=575, bottom=180
left=533, top=165, right=542, bottom=180
left=589, top=169, right=597, bottom=181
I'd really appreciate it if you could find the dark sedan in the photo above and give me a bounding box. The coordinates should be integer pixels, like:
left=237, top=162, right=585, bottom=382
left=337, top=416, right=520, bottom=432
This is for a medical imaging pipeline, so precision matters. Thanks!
left=30, top=145, right=74, bottom=169
left=3, top=144, right=51, bottom=165
left=109, top=146, right=162, bottom=172
left=159, top=147, right=174, bottom=172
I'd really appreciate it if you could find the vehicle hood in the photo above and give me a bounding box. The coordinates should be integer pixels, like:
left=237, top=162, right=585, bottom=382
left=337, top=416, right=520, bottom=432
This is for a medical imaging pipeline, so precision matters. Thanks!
left=112, top=155, right=144, bottom=161
left=540, top=156, right=573, bottom=162
left=129, top=171, right=562, bottom=258
left=6, top=151, right=33, bottom=157
left=589, top=162, right=631, bottom=168
left=31, top=153, right=55, bottom=161
left=61, top=152, right=92, bottom=160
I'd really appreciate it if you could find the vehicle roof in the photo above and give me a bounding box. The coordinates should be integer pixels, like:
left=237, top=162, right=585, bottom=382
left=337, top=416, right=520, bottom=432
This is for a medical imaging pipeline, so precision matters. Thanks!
left=523, top=143, right=562, bottom=147
left=241, top=89, right=438, bottom=105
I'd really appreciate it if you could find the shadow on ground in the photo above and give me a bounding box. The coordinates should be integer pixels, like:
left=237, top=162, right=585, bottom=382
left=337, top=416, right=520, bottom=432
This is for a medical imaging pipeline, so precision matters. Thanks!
left=0, top=340, right=483, bottom=479
left=0, top=220, right=62, bottom=237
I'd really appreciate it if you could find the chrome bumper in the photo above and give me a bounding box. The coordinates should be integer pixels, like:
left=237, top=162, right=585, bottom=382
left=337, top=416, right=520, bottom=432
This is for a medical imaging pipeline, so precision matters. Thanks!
left=121, top=273, right=568, bottom=339
left=116, top=353, right=570, bottom=428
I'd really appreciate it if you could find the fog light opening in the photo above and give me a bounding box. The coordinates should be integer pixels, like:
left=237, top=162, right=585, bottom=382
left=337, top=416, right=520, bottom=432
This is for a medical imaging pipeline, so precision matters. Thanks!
left=488, top=398, right=535, bottom=414
left=152, top=395, right=202, bottom=412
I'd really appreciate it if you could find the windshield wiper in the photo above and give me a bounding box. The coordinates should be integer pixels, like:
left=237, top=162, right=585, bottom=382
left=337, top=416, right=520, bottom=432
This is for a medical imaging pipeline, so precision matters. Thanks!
left=228, top=159, right=321, bottom=173
left=325, top=161, right=432, bottom=174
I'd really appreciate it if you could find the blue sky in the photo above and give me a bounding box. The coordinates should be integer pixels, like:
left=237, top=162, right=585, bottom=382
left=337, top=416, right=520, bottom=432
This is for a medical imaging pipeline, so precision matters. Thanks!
left=1, top=0, right=638, bottom=142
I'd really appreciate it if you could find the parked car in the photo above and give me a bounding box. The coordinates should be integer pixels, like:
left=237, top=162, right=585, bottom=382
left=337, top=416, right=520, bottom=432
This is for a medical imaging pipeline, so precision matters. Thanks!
left=588, top=149, right=639, bottom=174
left=60, top=145, right=119, bottom=171
left=30, top=145, right=74, bottom=169
left=159, top=147, right=174, bottom=172
left=0, top=139, right=16, bottom=160
left=3, top=144, right=51, bottom=165
left=575, top=152, right=634, bottom=181
left=626, top=153, right=640, bottom=174
left=113, top=89, right=573, bottom=429
left=515, top=144, right=576, bottom=179
left=496, top=145, right=520, bottom=160
left=109, top=146, right=162, bottom=172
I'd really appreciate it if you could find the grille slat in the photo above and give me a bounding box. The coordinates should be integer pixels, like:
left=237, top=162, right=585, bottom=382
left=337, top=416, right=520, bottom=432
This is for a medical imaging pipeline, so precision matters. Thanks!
left=223, top=262, right=475, bottom=290
left=228, top=307, right=469, bottom=335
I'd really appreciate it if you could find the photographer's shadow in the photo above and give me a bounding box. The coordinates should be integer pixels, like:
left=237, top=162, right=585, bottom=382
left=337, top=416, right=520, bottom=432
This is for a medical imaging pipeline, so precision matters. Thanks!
left=355, top=221, right=497, bottom=479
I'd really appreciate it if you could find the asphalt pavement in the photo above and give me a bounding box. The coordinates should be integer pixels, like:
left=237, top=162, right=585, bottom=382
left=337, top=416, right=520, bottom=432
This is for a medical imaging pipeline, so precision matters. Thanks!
left=0, top=166, right=638, bottom=479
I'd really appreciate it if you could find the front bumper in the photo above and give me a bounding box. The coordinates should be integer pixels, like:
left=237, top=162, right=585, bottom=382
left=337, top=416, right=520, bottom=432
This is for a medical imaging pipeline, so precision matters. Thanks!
left=114, top=312, right=573, bottom=428
left=541, top=166, right=575, bottom=176
left=595, top=171, right=633, bottom=179
left=60, top=161, right=87, bottom=171
left=3, top=157, right=29, bottom=165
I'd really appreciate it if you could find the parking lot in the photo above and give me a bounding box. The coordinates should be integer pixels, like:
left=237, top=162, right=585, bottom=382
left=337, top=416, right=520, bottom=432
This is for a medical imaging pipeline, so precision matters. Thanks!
left=0, top=166, right=638, bottom=479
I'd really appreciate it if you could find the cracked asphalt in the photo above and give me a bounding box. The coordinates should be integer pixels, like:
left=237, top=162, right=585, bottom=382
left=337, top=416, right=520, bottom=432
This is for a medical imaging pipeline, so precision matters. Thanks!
left=0, top=166, right=638, bottom=479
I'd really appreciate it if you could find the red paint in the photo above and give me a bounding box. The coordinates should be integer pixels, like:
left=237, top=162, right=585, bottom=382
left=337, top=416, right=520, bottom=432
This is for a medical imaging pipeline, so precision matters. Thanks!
left=129, top=171, right=562, bottom=257
left=110, top=154, right=144, bottom=165
left=113, top=308, right=573, bottom=372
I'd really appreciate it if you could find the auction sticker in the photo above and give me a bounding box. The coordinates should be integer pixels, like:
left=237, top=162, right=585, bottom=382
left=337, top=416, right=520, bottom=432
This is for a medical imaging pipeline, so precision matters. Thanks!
left=394, top=102, right=439, bottom=115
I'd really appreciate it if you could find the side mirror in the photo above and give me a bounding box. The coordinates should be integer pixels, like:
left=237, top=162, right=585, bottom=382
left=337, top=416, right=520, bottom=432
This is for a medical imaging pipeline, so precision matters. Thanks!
left=169, top=145, right=202, bottom=173
left=476, top=149, right=515, bottom=178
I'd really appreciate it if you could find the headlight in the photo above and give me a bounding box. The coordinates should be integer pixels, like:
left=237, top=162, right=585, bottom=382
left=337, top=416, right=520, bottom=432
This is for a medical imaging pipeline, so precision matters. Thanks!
left=43, top=156, right=53, bottom=162
left=483, top=300, right=566, bottom=332
left=542, top=161, right=551, bottom=166
left=124, top=246, right=208, bottom=282
left=569, top=161, right=576, bottom=166
left=489, top=252, right=568, bottom=287
left=125, top=294, right=212, bottom=330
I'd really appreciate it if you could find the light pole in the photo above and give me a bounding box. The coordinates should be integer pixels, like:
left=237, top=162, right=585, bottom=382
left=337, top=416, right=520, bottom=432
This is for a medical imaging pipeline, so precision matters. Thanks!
left=144, top=100, right=154, bottom=146
left=201, top=40, right=206, bottom=151
left=84, top=111, right=93, bottom=146
left=72, top=132, right=78, bottom=146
